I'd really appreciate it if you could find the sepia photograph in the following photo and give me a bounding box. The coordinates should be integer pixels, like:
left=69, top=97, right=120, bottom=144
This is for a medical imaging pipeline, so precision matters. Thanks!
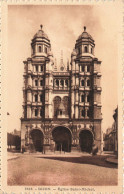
left=1, top=2, right=123, bottom=193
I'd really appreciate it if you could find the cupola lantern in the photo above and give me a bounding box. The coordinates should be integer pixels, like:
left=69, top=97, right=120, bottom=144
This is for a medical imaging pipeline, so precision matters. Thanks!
left=31, top=25, right=51, bottom=58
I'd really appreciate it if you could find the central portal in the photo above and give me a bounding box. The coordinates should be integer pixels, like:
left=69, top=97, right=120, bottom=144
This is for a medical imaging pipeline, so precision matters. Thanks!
left=52, top=126, right=72, bottom=152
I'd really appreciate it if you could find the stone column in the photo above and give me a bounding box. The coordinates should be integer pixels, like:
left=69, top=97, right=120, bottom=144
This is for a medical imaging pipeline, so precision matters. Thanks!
left=28, top=61, right=31, bottom=72
left=38, top=107, right=40, bottom=117
left=85, top=78, right=87, bottom=87
left=43, top=45, right=44, bottom=53
left=76, top=91, right=78, bottom=101
left=32, top=108, right=35, bottom=118
left=75, top=106, right=78, bottom=118
left=26, top=126, right=30, bottom=144
left=45, top=92, right=49, bottom=118
left=33, top=65, right=35, bottom=73
left=27, top=106, right=31, bottom=118
left=48, top=88, right=53, bottom=119
left=27, top=60, right=32, bottom=72
left=85, top=93, right=87, bottom=103
left=27, top=90, right=32, bottom=102
left=85, top=108, right=88, bottom=118
left=72, top=60, right=75, bottom=71
left=75, top=62, right=79, bottom=72
left=80, top=65, right=81, bottom=72
left=32, top=78, right=34, bottom=87
left=94, top=92, right=96, bottom=102
left=59, top=79, right=61, bottom=88
left=76, top=77, right=79, bottom=86
left=28, top=75, right=32, bottom=86
left=64, top=79, right=65, bottom=88
left=71, top=91, right=74, bottom=118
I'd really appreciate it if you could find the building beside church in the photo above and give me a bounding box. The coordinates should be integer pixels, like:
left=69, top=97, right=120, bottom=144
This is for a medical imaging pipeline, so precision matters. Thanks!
left=21, top=25, right=102, bottom=153
left=103, top=107, right=118, bottom=153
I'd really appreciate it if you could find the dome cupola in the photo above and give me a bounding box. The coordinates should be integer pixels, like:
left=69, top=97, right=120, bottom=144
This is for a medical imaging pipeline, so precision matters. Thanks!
left=31, top=25, right=51, bottom=58
left=33, top=24, right=49, bottom=40
left=75, top=26, right=95, bottom=57
left=77, top=26, right=94, bottom=42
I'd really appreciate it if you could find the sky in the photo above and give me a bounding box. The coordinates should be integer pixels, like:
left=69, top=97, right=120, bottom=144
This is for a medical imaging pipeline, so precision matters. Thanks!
left=7, top=4, right=119, bottom=133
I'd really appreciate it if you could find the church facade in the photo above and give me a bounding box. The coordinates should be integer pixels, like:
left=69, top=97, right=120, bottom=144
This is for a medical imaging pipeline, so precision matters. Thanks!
left=21, top=25, right=102, bottom=153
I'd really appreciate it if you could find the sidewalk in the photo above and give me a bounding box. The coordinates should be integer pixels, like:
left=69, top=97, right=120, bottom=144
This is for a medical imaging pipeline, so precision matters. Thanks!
left=105, top=156, right=118, bottom=165
left=7, top=152, right=21, bottom=161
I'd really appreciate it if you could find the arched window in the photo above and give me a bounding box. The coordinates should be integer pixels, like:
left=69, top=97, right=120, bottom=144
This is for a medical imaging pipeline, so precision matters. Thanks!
left=60, top=80, right=64, bottom=87
left=45, top=47, right=47, bottom=53
left=81, top=80, right=85, bottom=86
left=81, top=65, right=85, bottom=72
left=87, top=66, right=90, bottom=72
left=40, top=94, right=43, bottom=102
left=40, top=80, right=43, bottom=86
left=81, top=109, right=85, bottom=117
left=40, top=65, right=43, bottom=72
left=65, top=79, right=68, bottom=87
left=56, top=79, right=59, bottom=87
left=87, top=94, right=90, bottom=102
left=39, top=46, right=42, bottom=52
left=35, top=66, right=38, bottom=72
left=84, top=46, right=88, bottom=53
left=35, top=94, right=38, bottom=102
left=59, top=110, right=62, bottom=115
left=40, top=109, right=43, bottom=117
left=81, top=94, right=85, bottom=102
left=87, top=109, right=90, bottom=117
left=87, top=79, right=90, bottom=86
left=35, top=80, right=38, bottom=86
left=35, top=109, right=38, bottom=117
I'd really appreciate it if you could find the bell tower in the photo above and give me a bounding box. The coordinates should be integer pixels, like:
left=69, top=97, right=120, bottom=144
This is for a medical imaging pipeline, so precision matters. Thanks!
left=71, top=26, right=102, bottom=151
left=75, top=26, right=95, bottom=57
left=31, top=25, right=51, bottom=58
left=21, top=25, right=54, bottom=150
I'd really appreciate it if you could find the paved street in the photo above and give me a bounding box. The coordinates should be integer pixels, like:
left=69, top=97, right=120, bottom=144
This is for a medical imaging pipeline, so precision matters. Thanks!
left=8, top=153, right=118, bottom=186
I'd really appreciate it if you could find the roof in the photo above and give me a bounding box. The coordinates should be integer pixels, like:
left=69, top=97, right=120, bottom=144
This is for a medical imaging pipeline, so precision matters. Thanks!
left=77, top=26, right=94, bottom=42
left=33, top=25, right=49, bottom=40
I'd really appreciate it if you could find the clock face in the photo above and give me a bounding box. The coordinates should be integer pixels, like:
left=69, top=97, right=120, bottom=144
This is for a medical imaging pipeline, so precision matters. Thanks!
left=60, top=66, right=64, bottom=71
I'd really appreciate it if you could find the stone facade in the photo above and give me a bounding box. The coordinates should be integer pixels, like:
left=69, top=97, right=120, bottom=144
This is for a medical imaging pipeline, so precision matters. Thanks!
left=21, top=25, right=102, bottom=153
left=103, top=107, right=118, bottom=153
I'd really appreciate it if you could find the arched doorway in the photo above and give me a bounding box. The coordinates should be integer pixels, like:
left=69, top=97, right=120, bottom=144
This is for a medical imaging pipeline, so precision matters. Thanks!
left=52, top=126, right=72, bottom=152
left=79, top=130, right=93, bottom=153
left=30, top=129, right=44, bottom=152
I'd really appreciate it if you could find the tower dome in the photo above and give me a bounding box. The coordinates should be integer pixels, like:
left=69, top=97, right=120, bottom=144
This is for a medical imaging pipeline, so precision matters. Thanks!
left=33, top=25, right=49, bottom=40
left=75, top=26, right=95, bottom=57
left=31, top=25, right=51, bottom=58
left=77, top=26, right=94, bottom=42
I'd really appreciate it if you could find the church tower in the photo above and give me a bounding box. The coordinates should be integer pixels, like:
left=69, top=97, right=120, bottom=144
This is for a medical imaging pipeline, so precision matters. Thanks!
left=71, top=26, right=102, bottom=151
left=21, top=25, right=54, bottom=150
